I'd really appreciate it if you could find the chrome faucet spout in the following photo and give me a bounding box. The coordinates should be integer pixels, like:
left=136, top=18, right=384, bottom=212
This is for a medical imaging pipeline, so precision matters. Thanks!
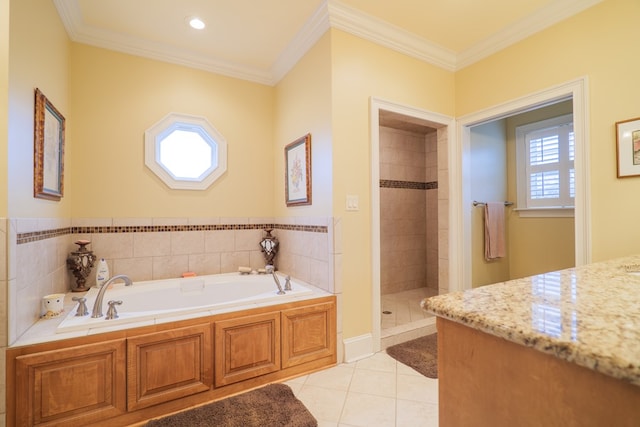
left=91, top=274, right=132, bottom=318
left=265, top=265, right=285, bottom=295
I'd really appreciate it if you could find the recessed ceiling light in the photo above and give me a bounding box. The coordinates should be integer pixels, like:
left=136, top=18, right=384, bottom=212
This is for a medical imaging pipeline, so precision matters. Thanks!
left=188, top=17, right=205, bottom=30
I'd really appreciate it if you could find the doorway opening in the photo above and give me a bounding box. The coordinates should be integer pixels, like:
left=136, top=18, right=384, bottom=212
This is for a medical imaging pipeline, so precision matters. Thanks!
left=370, top=97, right=454, bottom=351
left=454, top=78, right=591, bottom=291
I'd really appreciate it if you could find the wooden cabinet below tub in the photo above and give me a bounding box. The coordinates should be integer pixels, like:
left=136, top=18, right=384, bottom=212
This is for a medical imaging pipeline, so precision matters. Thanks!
left=6, top=295, right=336, bottom=426
left=214, top=311, right=281, bottom=387
left=127, top=323, right=212, bottom=410
left=282, top=301, right=336, bottom=368
left=14, top=339, right=126, bottom=427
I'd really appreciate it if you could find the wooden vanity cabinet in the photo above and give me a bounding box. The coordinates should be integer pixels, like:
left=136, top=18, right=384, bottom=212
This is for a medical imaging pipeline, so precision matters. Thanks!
left=214, top=311, right=280, bottom=387
left=127, top=323, right=212, bottom=411
left=14, top=339, right=126, bottom=427
left=281, top=301, right=336, bottom=368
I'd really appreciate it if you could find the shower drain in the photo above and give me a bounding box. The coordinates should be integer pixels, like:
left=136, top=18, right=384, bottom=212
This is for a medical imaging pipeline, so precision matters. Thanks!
left=382, top=310, right=392, bottom=315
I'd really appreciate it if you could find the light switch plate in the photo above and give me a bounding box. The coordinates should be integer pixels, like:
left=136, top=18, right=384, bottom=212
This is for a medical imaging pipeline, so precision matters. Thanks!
left=346, top=195, right=359, bottom=211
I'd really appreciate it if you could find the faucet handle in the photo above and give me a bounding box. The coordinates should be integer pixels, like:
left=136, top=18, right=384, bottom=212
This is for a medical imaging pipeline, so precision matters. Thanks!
left=72, top=296, right=89, bottom=316
left=265, top=264, right=274, bottom=273
left=284, top=275, right=291, bottom=291
left=106, top=300, right=122, bottom=320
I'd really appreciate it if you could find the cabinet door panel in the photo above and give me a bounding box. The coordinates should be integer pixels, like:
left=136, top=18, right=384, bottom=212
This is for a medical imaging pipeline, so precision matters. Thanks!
left=282, top=301, right=336, bottom=368
left=214, top=312, right=280, bottom=387
left=127, top=323, right=212, bottom=411
left=15, top=339, right=126, bottom=427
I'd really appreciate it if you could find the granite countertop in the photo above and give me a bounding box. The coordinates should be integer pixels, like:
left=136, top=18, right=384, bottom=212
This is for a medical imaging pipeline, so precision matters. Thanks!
left=421, top=255, right=640, bottom=386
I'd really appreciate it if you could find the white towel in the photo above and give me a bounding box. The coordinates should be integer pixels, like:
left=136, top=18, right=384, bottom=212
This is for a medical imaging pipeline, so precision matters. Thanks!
left=484, top=202, right=505, bottom=261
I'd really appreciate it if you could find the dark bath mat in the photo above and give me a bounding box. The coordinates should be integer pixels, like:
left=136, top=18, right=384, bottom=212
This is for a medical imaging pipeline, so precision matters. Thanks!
left=145, top=383, right=317, bottom=427
left=386, top=333, right=438, bottom=379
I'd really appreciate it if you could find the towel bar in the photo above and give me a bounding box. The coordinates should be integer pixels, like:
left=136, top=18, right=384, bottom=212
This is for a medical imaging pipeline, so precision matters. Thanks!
left=473, top=201, right=514, bottom=207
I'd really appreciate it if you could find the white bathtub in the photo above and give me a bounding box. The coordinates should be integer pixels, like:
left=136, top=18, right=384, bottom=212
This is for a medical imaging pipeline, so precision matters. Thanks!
left=56, top=272, right=314, bottom=333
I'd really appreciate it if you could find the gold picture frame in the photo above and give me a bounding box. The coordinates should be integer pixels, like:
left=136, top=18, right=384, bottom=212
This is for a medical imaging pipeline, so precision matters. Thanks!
left=615, top=116, right=640, bottom=178
left=34, top=88, right=65, bottom=200
left=285, top=133, right=312, bottom=206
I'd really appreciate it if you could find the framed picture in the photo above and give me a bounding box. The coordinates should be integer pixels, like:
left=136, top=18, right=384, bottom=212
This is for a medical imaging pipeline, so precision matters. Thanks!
left=34, top=88, right=65, bottom=200
left=285, top=133, right=312, bottom=206
left=616, top=117, right=640, bottom=178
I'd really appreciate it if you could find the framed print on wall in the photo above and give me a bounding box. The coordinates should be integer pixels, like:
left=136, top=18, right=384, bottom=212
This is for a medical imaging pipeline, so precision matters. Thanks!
left=616, top=116, right=640, bottom=178
left=285, top=133, right=312, bottom=206
left=34, top=88, right=65, bottom=200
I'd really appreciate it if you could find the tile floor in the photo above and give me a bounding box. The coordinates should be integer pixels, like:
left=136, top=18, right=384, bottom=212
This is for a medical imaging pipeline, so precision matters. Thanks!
left=284, top=351, right=439, bottom=427
left=381, top=287, right=438, bottom=331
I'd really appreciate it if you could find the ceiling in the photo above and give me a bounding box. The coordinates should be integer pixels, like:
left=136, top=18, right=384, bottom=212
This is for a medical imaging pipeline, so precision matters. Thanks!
left=53, top=0, right=601, bottom=86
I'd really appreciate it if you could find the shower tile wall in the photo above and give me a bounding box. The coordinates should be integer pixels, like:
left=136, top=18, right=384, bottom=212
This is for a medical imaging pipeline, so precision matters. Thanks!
left=380, top=126, right=438, bottom=295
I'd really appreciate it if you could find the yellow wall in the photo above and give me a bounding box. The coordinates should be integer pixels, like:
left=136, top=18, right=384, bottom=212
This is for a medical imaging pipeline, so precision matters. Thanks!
left=330, top=29, right=455, bottom=337
left=274, top=33, right=333, bottom=217
left=68, top=44, right=275, bottom=218
left=457, top=0, right=640, bottom=262
left=470, top=120, right=510, bottom=286
left=8, top=0, right=70, bottom=218
left=0, top=0, right=8, bottom=216
left=506, top=101, right=575, bottom=279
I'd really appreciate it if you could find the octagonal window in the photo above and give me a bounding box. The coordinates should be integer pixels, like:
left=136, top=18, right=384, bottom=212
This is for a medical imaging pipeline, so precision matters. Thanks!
left=145, top=113, right=227, bottom=190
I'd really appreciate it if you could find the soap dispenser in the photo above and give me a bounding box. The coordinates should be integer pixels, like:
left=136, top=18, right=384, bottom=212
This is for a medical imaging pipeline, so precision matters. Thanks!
left=96, top=258, right=110, bottom=287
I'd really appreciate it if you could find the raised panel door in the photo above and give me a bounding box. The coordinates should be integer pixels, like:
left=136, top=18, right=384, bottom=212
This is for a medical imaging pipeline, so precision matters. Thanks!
left=214, top=312, right=280, bottom=387
left=127, top=323, right=212, bottom=410
left=15, top=339, right=126, bottom=427
left=281, top=301, right=336, bottom=368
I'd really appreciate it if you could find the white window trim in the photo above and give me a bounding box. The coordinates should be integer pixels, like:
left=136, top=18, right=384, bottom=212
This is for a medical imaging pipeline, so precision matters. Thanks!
left=144, top=112, right=227, bottom=190
left=515, top=113, right=574, bottom=218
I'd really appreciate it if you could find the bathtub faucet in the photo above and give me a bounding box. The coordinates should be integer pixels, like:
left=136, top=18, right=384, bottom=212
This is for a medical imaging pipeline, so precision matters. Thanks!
left=91, top=274, right=133, bottom=318
left=265, top=265, right=285, bottom=295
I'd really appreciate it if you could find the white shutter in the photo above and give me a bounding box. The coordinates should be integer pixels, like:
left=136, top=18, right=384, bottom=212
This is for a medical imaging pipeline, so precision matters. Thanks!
left=516, top=114, right=575, bottom=213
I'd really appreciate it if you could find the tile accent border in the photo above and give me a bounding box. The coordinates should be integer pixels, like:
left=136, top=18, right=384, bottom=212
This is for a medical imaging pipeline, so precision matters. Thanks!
left=380, top=179, right=438, bottom=190
left=17, top=223, right=328, bottom=245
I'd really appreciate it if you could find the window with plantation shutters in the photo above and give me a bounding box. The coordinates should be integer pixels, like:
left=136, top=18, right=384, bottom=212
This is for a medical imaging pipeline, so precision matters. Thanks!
left=516, top=114, right=574, bottom=217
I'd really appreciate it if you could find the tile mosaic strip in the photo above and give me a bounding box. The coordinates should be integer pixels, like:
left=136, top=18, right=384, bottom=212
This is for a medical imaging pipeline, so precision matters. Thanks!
left=380, top=179, right=438, bottom=190
left=17, top=223, right=328, bottom=244
left=17, top=227, right=72, bottom=244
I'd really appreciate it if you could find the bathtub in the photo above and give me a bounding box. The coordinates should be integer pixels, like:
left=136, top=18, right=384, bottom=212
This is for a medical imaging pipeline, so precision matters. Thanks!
left=56, top=272, right=314, bottom=333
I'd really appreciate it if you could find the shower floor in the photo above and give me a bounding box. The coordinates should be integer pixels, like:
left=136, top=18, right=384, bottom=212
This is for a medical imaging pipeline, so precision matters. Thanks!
left=381, top=287, right=438, bottom=348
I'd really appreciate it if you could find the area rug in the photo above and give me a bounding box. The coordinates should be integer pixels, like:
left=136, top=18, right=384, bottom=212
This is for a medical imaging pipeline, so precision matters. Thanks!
left=386, top=333, right=438, bottom=379
left=145, top=383, right=317, bottom=427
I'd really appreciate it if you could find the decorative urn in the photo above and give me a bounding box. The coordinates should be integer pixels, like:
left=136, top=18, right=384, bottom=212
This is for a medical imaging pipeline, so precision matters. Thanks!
left=66, top=240, right=97, bottom=292
left=259, top=229, right=279, bottom=267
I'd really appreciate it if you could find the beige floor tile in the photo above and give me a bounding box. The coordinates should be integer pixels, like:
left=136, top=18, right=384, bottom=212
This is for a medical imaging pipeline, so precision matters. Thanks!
left=349, top=369, right=396, bottom=398
left=396, top=374, right=438, bottom=404
left=354, top=352, right=397, bottom=373
left=287, top=350, right=439, bottom=426
left=396, top=399, right=439, bottom=427
left=339, top=392, right=396, bottom=427
left=396, top=361, right=422, bottom=376
left=297, top=384, right=348, bottom=423
left=305, top=364, right=354, bottom=390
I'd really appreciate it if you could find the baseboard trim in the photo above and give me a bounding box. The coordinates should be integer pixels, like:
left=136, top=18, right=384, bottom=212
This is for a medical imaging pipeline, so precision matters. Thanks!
left=343, top=333, right=374, bottom=363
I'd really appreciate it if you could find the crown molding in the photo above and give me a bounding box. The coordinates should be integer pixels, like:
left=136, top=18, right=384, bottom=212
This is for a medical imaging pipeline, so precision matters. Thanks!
left=326, top=1, right=457, bottom=72
left=457, top=0, right=603, bottom=69
left=54, top=0, right=602, bottom=86
left=270, top=1, right=332, bottom=84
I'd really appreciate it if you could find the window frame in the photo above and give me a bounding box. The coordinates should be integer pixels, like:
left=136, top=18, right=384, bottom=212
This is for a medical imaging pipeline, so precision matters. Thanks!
left=515, top=114, right=574, bottom=218
left=144, top=113, right=227, bottom=190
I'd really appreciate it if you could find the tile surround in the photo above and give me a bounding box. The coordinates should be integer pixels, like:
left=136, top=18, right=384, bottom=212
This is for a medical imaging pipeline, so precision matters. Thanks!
left=8, top=217, right=339, bottom=347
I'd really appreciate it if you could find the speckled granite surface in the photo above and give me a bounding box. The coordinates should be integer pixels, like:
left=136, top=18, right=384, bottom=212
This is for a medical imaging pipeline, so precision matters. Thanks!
left=422, top=255, right=640, bottom=386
